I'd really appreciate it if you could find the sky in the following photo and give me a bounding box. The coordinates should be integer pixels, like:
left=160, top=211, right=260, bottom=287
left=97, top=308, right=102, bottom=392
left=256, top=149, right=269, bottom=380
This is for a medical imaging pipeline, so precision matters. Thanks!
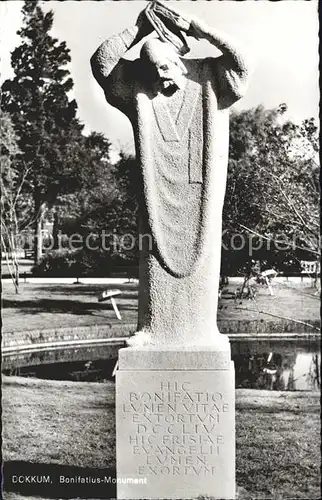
left=0, top=0, right=319, bottom=153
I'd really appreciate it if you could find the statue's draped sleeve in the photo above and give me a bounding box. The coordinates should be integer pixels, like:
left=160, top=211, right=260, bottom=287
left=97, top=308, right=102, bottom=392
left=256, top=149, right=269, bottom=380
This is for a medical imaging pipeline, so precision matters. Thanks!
left=210, top=54, right=249, bottom=110
left=90, top=27, right=138, bottom=117
left=195, top=22, right=250, bottom=110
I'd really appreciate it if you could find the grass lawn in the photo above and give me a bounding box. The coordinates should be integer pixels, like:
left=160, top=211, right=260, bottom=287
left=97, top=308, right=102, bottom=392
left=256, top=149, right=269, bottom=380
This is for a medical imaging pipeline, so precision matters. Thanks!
left=2, top=282, right=138, bottom=333
left=217, top=282, right=319, bottom=323
left=2, top=281, right=320, bottom=334
left=2, top=376, right=320, bottom=500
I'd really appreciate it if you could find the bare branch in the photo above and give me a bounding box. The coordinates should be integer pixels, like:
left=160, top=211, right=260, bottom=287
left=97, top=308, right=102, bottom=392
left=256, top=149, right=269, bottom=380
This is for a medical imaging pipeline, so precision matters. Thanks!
left=12, top=163, right=32, bottom=209
left=238, top=223, right=320, bottom=256
left=235, top=307, right=320, bottom=331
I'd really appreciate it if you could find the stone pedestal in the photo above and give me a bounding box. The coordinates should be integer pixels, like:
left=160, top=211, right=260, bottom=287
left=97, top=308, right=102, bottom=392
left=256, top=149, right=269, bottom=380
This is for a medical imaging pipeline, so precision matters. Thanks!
left=116, top=346, right=235, bottom=499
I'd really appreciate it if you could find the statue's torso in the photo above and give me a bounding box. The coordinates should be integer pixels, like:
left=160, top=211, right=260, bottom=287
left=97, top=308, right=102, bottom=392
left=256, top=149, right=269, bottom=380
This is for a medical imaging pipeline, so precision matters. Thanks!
left=129, top=59, right=231, bottom=341
left=134, top=62, right=205, bottom=277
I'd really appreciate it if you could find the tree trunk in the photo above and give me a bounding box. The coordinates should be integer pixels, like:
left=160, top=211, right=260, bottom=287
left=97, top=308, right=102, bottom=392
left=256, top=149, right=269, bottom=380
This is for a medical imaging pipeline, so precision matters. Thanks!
left=14, top=257, right=19, bottom=292
left=1, top=233, right=19, bottom=293
left=52, top=209, right=60, bottom=250
left=34, top=201, right=47, bottom=265
left=11, top=227, right=20, bottom=293
left=314, top=354, right=320, bottom=389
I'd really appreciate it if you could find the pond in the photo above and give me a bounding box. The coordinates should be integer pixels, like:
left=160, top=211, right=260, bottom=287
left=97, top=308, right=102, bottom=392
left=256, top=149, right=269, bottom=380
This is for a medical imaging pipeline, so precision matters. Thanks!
left=3, top=338, right=320, bottom=391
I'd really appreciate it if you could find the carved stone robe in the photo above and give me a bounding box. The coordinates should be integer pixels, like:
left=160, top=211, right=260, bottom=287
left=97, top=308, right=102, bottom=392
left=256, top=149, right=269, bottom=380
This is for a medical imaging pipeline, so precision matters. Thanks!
left=134, top=60, right=231, bottom=346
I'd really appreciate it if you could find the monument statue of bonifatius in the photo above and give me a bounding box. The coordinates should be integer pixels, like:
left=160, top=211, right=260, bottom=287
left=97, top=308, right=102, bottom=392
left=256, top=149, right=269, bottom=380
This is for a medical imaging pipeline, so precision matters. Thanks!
left=91, top=1, right=250, bottom=348
left=92, top=3, right=251, bottom=498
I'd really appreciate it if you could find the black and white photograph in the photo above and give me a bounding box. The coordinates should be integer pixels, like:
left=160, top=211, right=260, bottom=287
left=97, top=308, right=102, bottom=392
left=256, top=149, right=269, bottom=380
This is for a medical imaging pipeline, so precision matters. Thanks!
left=1, top=1, right=320, bottom=499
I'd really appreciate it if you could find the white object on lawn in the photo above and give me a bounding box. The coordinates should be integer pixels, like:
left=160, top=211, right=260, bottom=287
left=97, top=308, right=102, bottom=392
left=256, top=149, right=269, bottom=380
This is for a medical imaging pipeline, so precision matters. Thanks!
left=260, top=269, right=278, bottom=296
left=98, top=289, right=122, bottom=320
left=112, top=360, right=119, bottom=377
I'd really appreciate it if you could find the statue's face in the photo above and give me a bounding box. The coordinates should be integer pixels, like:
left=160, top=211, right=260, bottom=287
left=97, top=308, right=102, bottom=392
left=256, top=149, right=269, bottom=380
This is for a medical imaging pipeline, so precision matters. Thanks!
left=141, top=39, right=187, bottom=95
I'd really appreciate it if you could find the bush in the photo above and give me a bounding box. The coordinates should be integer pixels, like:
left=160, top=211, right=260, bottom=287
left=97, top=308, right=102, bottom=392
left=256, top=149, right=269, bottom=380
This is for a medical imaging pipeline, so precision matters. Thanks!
left=32, top=249, right=138, bottom=278
left=32, top=250, right=78, bottom=277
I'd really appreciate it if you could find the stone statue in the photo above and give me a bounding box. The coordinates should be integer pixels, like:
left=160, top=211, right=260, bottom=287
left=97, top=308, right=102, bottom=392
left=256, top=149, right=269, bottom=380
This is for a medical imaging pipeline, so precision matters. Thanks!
left=91, top=1, right=250, bottom=348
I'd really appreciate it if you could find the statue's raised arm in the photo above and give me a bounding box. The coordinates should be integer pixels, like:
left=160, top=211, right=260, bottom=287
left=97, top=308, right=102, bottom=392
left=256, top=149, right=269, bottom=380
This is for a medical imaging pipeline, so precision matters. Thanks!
left=90, top=10, right=153, bottom=116
left=186, top=17, right=251, bottom=109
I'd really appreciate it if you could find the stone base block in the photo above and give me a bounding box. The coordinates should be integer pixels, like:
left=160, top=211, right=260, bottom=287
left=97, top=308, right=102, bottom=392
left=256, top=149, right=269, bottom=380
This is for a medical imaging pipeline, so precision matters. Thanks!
left=116, top=347, right=235, bottom=499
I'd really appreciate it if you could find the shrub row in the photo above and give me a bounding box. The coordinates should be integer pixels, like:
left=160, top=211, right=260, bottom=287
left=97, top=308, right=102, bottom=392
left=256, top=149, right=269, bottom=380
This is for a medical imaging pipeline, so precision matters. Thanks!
left=32, top=249, right=138, bottom=278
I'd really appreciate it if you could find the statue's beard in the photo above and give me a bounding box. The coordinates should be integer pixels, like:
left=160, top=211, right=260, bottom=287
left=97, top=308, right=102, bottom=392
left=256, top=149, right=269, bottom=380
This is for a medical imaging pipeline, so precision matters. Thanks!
left=153, top=74, right=186, bottom=96
left=160, top=80, right=178, bottom=95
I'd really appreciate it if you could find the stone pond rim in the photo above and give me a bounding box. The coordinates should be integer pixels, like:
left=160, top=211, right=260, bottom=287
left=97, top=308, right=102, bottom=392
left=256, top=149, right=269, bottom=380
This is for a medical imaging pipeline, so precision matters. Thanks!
left=2, top=326, right=320, bottom=357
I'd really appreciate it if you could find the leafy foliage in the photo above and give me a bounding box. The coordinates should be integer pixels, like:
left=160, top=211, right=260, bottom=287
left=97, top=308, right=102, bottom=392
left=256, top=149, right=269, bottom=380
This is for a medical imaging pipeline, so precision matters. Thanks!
left=1, top=1, right=85, bottom=262
left=0, top=113, right=31, bottom=291
left=0, top=113, right=23, bottom=231
left=223, top=105, right=320, bottom=274
left=57, top=150, right=140, bottom=264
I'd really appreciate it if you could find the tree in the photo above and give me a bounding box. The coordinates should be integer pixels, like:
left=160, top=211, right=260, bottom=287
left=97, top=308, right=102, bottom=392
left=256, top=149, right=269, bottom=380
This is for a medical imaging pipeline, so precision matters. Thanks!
left=0, top=113, right=28, bottom=291
left=59, top=147, right=140, bottom=265
left=1, top=0, right=84, bottom=263
left=49, top=132, right=114, bottom=246
left=111, top=152, right=141, bottom=260
left=223, top=105, right=320, bottom=276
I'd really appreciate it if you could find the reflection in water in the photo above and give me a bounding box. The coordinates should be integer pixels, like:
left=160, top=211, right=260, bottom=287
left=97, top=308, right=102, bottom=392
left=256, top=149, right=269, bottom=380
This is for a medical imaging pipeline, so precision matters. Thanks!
left=231, top=340, right=321, bottom=391
left=3, top=339, right=321, bottom=391
left=3, top=343, right=121, bottom=382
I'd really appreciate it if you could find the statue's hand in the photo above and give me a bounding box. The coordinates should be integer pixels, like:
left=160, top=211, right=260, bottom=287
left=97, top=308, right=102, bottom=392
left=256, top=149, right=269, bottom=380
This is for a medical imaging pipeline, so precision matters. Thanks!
left=135, top=10, right=154, bottom=40
left=187, top=17, right=208, bottom=40
left=151, top=1, right=191, bottom=33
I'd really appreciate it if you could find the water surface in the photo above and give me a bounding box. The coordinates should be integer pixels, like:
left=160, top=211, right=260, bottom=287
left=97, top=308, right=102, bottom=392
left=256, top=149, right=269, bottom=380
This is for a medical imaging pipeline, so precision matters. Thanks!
left=3, top=338, right=320, bottom=391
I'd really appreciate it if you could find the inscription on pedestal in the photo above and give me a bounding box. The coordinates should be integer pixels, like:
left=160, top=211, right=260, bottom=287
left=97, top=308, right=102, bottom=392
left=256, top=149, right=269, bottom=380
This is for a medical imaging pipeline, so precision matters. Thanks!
left=124, top=381, right=229, bottom=476
left=116, top=370, right=235, bottom=499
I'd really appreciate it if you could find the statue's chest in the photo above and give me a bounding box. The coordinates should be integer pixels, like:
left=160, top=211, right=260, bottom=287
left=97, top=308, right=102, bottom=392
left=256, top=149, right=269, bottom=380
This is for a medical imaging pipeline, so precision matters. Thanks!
left=164, top=88, right=186, bottom=121
left=151, top=84, right=204, bottom=184
left=152, top=78, right=202, bottom=143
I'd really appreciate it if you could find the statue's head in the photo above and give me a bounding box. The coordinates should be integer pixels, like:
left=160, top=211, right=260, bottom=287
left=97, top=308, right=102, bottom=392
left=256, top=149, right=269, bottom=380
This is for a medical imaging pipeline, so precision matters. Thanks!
left=140, top=38, right=187, bottom=95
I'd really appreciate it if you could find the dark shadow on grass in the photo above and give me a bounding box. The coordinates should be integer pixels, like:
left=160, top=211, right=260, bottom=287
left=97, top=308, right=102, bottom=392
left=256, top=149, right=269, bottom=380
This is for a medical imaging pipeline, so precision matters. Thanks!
left=31, top=283, right=139, bottom=297
left=3, top=461, right=116, bottom=499
left=2, top=298, right=137, bottom=316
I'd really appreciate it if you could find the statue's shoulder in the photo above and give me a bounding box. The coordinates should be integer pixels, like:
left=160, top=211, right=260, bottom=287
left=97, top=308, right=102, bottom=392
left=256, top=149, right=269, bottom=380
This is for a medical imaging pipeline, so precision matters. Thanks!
left=184, top=58, right=210, bottom=82
left=184, top=58, right=203, bottom=69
